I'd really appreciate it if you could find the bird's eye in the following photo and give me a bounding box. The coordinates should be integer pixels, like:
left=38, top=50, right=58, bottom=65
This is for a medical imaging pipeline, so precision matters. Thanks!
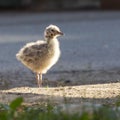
left=51, top=29, right=54, bottom=32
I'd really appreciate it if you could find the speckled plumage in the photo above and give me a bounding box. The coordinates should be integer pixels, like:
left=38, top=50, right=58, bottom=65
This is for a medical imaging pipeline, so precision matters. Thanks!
left=16, top=25, right=63, bottom=87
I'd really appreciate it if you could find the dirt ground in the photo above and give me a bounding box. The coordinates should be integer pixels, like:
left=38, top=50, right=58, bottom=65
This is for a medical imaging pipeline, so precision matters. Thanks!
left=0, top=69, right=120, bottom=106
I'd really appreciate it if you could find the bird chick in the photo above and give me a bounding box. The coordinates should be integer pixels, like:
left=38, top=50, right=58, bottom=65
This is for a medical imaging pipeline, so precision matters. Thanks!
left=16, top=24, right=63, bottom=87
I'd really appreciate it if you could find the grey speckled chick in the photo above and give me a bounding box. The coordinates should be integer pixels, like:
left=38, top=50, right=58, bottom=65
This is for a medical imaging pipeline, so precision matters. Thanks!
left=16, top=25, right=63, bottom=87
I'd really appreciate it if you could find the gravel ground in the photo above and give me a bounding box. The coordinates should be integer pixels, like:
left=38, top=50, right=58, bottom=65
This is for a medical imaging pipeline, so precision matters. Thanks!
left=0, top=82, right=120, bottom=106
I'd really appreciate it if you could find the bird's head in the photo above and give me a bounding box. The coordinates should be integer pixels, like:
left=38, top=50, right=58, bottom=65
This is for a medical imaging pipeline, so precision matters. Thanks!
left=44, top=24, right=63, bottom=40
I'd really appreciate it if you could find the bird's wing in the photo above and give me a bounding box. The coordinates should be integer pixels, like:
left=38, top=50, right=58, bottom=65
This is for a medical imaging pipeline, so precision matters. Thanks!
left=22, top=40, right=48, bottom=58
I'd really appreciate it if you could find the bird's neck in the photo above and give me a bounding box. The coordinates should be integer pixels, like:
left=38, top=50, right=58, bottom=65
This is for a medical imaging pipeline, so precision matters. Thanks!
left=45, top=37, right=59, bottom=47
left=45, top=36, right=56, bottom=43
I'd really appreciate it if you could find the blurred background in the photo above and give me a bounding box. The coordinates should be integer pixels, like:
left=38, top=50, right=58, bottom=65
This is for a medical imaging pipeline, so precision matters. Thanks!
left=0, top=0, right=120, bottom=88
left=0, top=0, right=120, bottom=11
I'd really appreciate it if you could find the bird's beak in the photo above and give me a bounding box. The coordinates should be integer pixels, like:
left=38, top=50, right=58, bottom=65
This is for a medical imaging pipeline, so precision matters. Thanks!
left=58, top=31, right=64, bottom=36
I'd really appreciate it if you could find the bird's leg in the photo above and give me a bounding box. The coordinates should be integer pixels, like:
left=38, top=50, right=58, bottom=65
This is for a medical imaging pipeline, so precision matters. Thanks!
left=39, top=73, right=42, bottom=87
left=36, top=73, right=42, bottom=87
left=36, top=73, right=39, bottom=87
